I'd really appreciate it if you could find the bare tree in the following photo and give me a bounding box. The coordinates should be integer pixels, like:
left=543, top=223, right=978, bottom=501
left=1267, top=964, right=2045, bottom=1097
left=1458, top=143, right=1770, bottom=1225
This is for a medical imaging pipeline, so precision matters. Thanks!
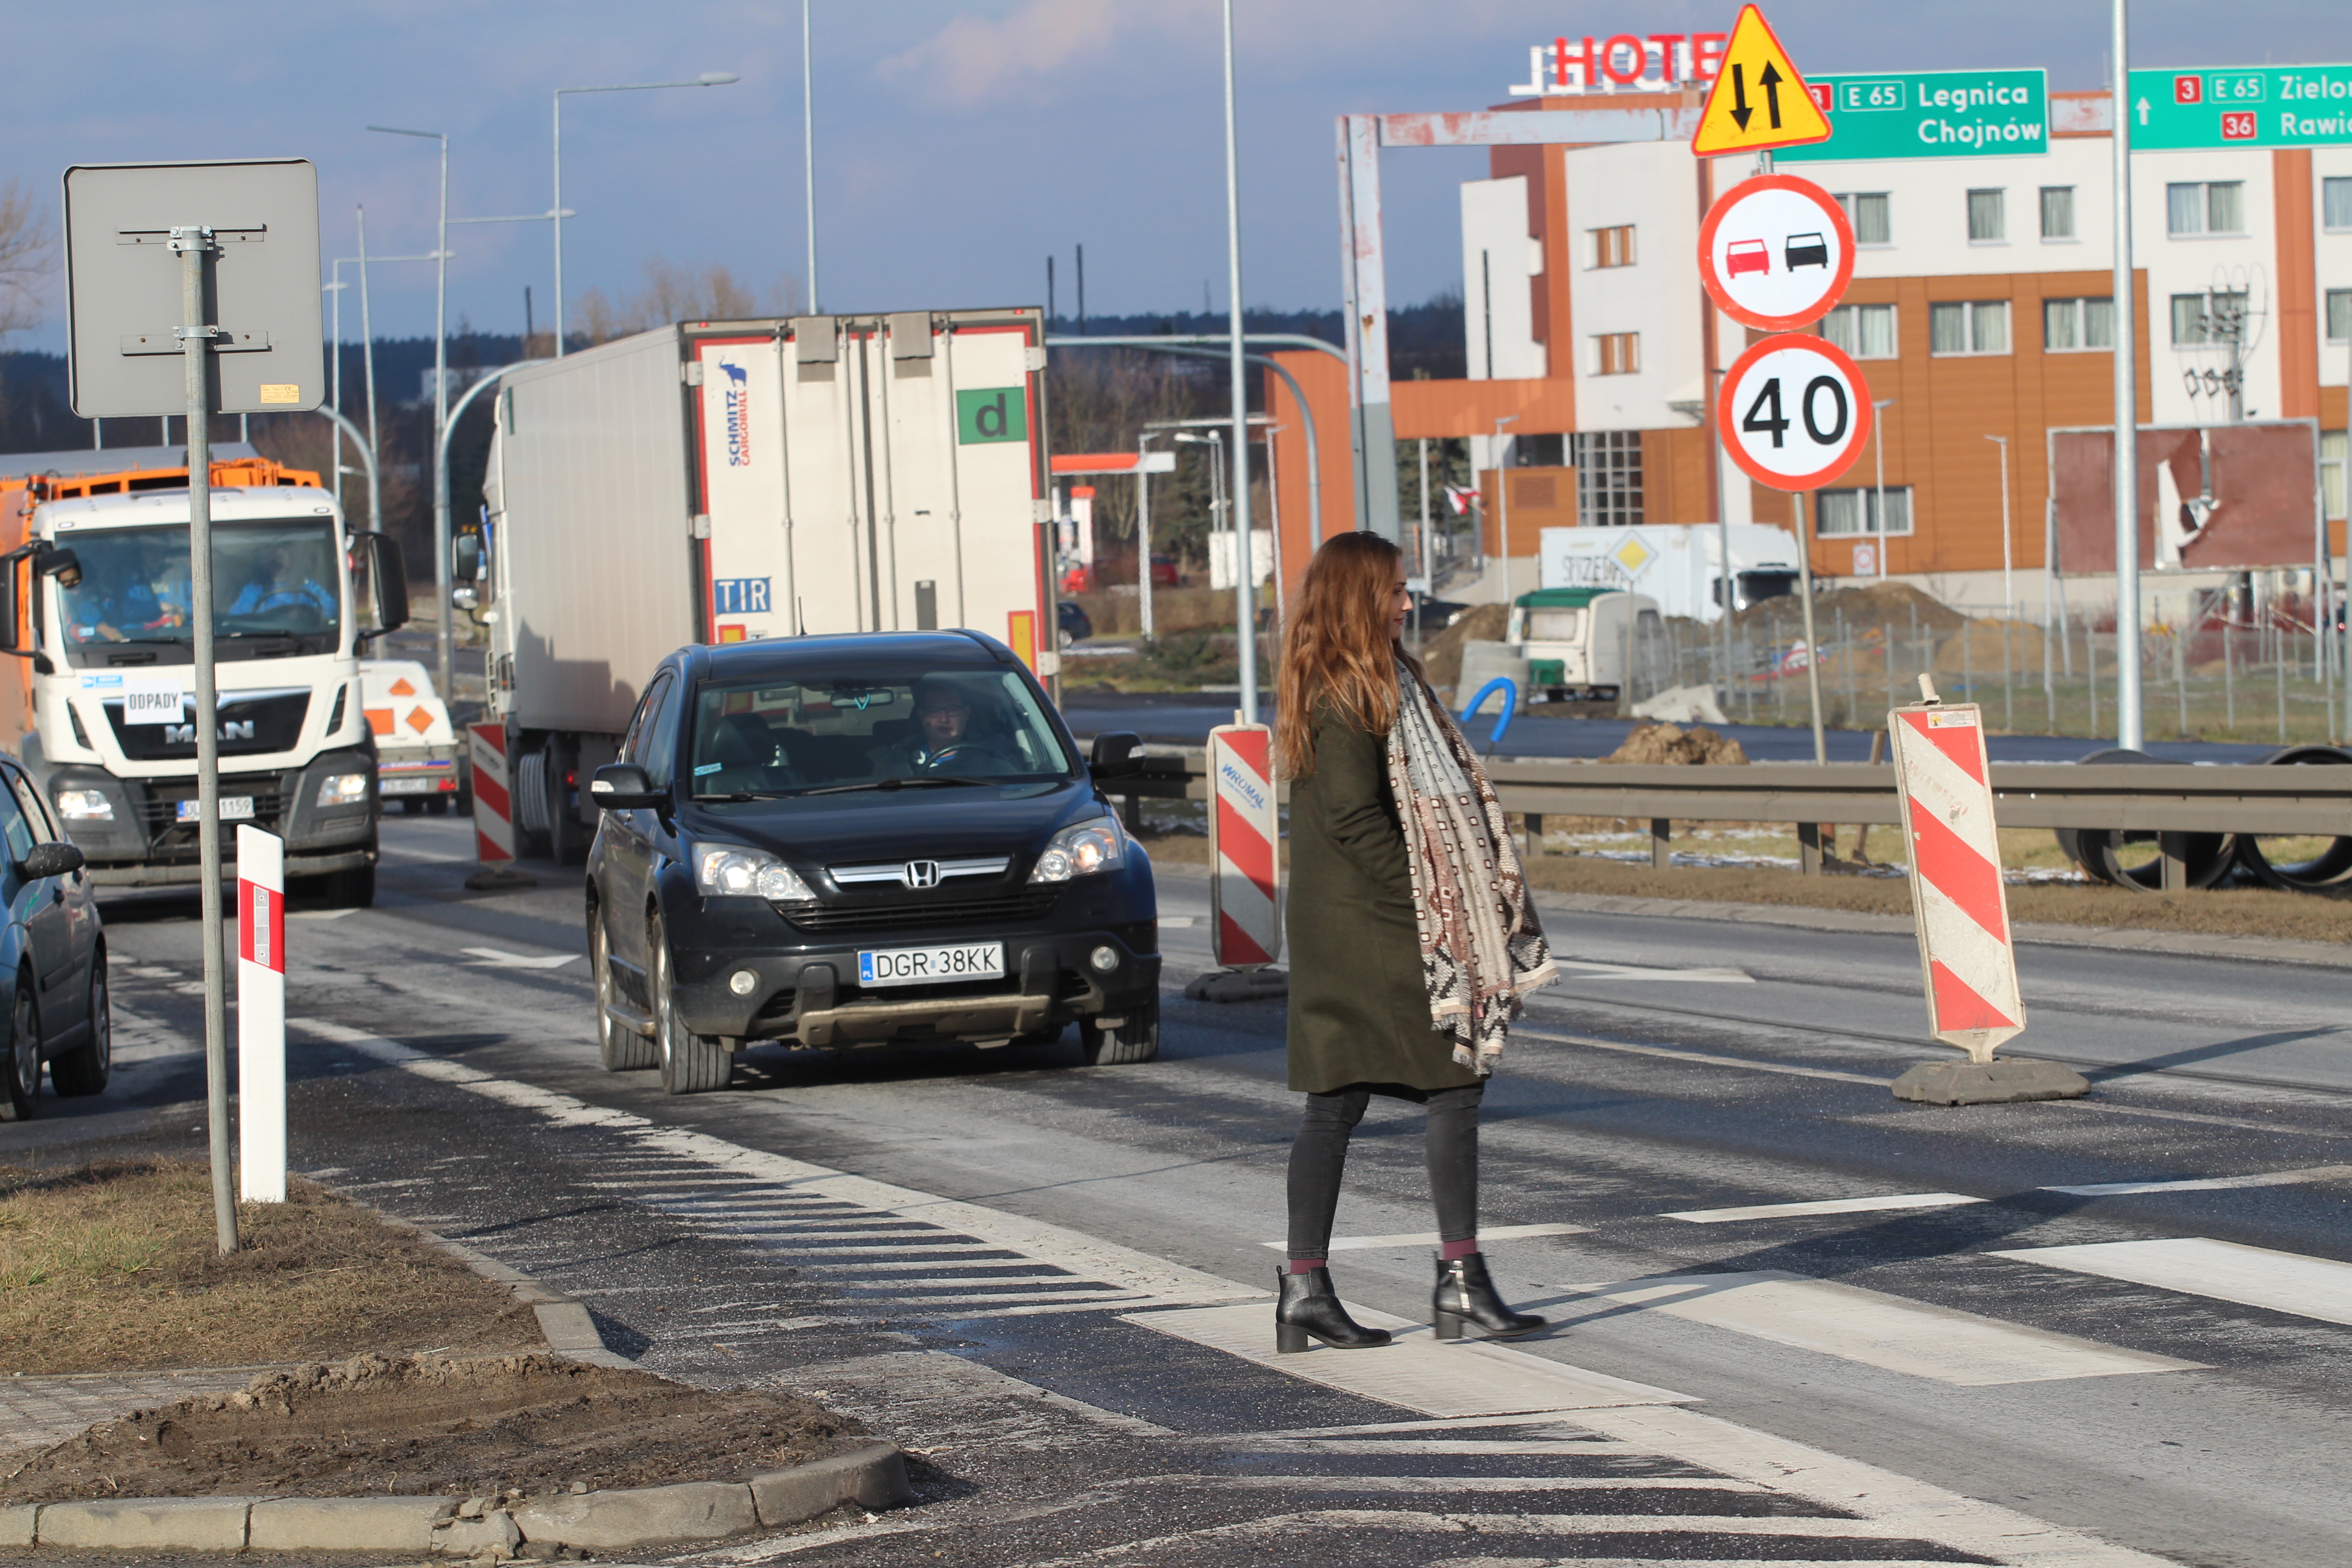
left=0, top=181, right=54, bottom=340
left=573, top=260, right=800, bottom=346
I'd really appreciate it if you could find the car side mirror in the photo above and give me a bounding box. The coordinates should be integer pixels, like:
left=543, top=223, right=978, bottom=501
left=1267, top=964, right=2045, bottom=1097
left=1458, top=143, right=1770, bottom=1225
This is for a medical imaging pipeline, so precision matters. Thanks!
left=589, top=763, right=664, bottom=810
left=21, top=841, right=84, bottom=879
left=1088, top=731, right=1143, bottom=779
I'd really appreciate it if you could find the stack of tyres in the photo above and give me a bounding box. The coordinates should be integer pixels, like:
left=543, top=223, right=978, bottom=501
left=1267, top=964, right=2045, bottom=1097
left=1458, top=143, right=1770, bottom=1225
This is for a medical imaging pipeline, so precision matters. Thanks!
left=2053, top=749, right=2238, bottom=890
left=2234, top=745, right=2352, bottom=890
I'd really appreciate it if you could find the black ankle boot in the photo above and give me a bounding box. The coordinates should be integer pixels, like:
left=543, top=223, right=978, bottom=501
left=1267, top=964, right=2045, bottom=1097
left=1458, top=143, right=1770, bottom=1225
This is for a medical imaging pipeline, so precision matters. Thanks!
left=1432, top=1253, right=1546, bottom=1342
left=1275, top=1265, right=1393, bottom=1353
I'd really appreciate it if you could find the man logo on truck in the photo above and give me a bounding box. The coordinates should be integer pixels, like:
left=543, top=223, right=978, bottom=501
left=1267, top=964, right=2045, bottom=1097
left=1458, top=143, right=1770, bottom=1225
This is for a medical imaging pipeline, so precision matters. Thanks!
left=721, top=361, right=752, bottom=468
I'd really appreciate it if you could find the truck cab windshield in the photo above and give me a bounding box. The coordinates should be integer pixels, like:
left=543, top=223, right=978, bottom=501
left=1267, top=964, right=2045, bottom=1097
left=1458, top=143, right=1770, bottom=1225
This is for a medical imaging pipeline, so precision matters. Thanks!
left=58, top=520, right=342, bottom=666
left=689, top=667, right=1074, bottom=799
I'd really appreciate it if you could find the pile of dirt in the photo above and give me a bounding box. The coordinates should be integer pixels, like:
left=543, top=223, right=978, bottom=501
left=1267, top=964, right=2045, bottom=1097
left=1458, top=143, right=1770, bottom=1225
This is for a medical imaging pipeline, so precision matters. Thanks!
left=0, top=1159, right=543, bottom=1375
left=2, top=1352, right=867, bottom=1505
left=1607, top=722, right=1749, bottom=765
left=1417, top=603, right=1509, bottom=690
left=1796, top=580, right=1967, bottom=633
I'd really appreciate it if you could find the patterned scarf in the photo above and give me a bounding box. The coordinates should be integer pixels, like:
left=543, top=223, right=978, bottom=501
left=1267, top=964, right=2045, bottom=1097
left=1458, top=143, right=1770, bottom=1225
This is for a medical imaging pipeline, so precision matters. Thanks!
left=1385, top=659, right=1559, bottom=1074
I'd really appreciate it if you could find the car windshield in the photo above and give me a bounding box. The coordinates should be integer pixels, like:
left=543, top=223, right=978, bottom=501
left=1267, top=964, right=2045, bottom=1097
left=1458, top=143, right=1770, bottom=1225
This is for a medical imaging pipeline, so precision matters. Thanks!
left=688, top=665, right=1073, bottom=798
left=57, top=519, right=342, bottom=665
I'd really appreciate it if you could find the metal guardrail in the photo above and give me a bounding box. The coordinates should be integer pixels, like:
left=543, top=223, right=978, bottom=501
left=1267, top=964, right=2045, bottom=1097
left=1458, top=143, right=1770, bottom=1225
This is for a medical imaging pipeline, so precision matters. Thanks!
left=1102, top=751, right=2352, bottom=884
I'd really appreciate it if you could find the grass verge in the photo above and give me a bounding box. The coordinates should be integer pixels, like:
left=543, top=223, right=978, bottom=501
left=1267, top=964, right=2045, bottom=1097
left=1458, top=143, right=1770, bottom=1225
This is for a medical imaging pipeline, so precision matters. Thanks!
left=0, top=1159, right=544, bottom=1376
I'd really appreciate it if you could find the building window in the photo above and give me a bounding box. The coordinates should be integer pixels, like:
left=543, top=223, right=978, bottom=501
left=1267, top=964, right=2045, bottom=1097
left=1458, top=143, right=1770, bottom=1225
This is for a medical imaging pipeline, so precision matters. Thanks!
left=2166, top=180, right=2245, bottom=235
left=2326, top=177, right=2352, bottom=231
left=1571, top=431, right=1644, bottom=529
left=2328, top=288, right=2352, bottom=343
left=2040, top=186, right=2076, bottom=240
left=2326, top=431, right=2347, bottom=524
left=1930, top=300, right=2010, bottom=356
left=1593, top=332, right=1640, bottom=375
left=1836, top=192, right=1891, bottom=245
left=1966, top=189, right=2006, bottom=242
left=2171, top=289, right=2250, bottom=346
left=2043, top=297, right=2115, bottom=351
left=1815, top=487, right=1914, bottom=538
left=1591, top=225, right=1636, bottom=268
left=1821, top=303, right=1897, bottom=359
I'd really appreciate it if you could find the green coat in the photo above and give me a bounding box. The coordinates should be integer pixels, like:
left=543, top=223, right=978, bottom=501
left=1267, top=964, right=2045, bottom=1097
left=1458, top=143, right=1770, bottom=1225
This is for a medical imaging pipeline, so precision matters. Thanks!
left=1284, top=705, right=1482, bottom=1095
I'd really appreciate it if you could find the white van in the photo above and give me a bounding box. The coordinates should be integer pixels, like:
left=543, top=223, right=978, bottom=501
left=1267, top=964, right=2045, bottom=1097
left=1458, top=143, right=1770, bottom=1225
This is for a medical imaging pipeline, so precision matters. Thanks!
left=358, top=659, right=462, bottom=814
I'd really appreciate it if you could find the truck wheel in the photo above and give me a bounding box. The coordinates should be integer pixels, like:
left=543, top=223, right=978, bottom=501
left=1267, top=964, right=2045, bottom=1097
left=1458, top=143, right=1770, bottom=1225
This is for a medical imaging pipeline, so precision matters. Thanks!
left=1080, top=1000, right=1160, bottom=1065
left=650, top=913, right=731, bottom=1095
left=400, top=799, right=425, bottom=816
left=591, top=910, right=655, bottom=1071
left=546, top=740, right=588, bottom=866
left=5, top=980, right=39, bottom=1119
left=49, top=959, right=110, bottom=1098
left=426, top=797, right=451, bottom=816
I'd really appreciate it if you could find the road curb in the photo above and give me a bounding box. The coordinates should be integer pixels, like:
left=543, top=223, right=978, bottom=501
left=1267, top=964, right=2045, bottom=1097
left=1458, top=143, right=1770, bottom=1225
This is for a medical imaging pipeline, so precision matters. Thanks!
left=9, top=1444, right=910, bottom=1555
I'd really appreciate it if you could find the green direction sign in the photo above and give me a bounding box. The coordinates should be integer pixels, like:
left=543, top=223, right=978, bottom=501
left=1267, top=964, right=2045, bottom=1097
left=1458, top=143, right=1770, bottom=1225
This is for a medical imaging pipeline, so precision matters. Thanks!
left=2126, top=65, right=2352, bottom=149
left=1778, top=70, right=2048, bottom=162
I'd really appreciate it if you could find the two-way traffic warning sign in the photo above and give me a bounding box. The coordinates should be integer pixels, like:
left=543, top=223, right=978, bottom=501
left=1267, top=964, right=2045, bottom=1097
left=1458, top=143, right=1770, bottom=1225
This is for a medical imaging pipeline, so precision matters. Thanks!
left=1717, top=335, right=1874, bottom=491
left=1690, top=5, right=1833, bottom=157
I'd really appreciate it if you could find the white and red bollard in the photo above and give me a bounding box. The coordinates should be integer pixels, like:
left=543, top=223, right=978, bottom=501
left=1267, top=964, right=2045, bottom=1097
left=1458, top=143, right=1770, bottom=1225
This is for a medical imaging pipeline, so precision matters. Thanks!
left=1188, top=721, right=1288, bottom=1003
left=236, top=824, right=286, bottom=1202
left=1888, top=678, right=2084, bottom=1104
left=466, top=720, right=535, bottom=890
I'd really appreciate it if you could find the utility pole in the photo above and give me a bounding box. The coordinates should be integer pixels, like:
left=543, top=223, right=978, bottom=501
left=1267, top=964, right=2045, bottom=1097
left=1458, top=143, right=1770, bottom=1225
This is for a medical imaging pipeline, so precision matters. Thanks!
left=1222, top=0, right=1258, bottom=723
left=2111, top=0, right=2144, bottom=750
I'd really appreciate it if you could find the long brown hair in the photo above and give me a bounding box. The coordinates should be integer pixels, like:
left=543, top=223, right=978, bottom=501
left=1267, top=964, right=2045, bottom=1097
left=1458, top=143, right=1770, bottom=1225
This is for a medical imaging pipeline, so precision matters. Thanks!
left=1275, top=532, right=1421, bottom=778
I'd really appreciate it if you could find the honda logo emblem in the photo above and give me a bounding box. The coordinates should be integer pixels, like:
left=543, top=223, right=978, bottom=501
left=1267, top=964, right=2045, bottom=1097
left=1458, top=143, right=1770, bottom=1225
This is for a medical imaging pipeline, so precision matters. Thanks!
left=901, top=859, right=941, bottom=889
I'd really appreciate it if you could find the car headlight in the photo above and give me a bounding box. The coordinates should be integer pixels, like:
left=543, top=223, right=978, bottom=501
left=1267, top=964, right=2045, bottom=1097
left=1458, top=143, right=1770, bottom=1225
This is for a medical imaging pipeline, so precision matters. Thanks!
left=54, top=788, right=113, bottom=822
left=316, top=773, right=369, bottom=808
left=694, top=843, right=815, bottom=902
left=1028, top=812, right=1124, bottom=883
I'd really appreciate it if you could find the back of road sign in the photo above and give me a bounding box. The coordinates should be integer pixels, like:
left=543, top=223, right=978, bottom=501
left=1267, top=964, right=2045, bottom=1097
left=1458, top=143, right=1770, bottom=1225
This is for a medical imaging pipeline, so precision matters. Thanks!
left=1889, top=699, right=2024, bottom=1061
left=1206, top=724, right=1280, bottom=968
left=1691, top=5, right=1833, bottom=157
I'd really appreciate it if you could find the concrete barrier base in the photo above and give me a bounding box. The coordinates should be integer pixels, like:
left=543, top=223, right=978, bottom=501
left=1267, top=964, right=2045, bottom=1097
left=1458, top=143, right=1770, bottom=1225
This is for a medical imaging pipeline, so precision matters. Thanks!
left=1185, top=967, right=1289, bottom=1004
left=1892, top=1057, right=2091, bottom=1105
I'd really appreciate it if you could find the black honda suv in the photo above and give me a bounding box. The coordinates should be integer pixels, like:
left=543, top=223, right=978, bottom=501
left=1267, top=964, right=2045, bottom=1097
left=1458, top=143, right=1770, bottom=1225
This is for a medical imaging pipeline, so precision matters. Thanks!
left=584, top=631, right=1159, bottom=1094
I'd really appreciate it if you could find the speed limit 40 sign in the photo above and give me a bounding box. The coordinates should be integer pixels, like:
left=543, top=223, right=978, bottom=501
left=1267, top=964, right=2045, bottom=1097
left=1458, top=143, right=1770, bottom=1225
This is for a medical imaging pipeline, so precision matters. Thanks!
left=1718, top=334, right=1874, bottom=491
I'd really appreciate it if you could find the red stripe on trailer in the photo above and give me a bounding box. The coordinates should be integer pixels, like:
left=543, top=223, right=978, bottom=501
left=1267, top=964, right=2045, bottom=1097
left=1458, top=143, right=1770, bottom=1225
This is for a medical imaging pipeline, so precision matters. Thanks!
left=1900, top=709, right=1989, bottom=786
left=1930, top=959, right=2017, bottom=1033
left=1908, top=804, right=2007, bottom=944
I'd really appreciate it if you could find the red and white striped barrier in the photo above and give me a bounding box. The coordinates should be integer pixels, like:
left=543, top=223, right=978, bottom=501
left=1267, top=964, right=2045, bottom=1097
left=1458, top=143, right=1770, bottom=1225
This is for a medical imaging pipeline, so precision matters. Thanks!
left=1207, top=724, right=1281, bottom=968
left=1890, top=698, right=2025, bottom=1061
left=469, top=721, right=515, bottom=864
left=235, top=824, right=286, bottom=1203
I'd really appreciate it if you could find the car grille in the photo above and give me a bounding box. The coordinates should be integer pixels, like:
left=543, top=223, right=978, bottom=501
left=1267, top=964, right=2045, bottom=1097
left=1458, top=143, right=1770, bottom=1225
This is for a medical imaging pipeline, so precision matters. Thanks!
left=779, top=889, right=1061, bottom=932
left=106, top=690, right=312, bottom=762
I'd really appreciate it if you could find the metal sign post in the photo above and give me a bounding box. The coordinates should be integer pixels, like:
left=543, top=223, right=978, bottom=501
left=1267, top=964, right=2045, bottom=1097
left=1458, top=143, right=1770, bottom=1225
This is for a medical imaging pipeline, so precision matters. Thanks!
left=64, top=160, right=323, bottom=1254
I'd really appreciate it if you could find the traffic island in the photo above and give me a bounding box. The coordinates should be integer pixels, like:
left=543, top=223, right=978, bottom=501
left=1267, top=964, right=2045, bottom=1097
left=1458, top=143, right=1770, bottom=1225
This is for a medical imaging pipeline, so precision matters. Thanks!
left=1892, top=1057, right=2091, bottom=1105
left=1, top=1352, right=908, bottom=1557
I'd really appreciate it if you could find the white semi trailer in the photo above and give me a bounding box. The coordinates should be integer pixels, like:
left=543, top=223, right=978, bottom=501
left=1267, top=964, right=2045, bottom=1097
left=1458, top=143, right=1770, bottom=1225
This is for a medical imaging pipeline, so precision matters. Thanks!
left=468, top=310, right=1052, bottom=861
left=1539, top=523, right=1801, bottom=622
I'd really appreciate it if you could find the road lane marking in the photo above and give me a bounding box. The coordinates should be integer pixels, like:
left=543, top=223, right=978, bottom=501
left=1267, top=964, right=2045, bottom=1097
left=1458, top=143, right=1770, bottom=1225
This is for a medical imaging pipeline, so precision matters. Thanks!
left=1515, top=1028, right=1893, bottom=1087
left=1558, top=960, right=1755, bottom=984
left=461, top=946, right=583, bottom=969
left=1257, top=1221, right=1588, bottom=1251
left=1552, top=1272, right=2201, bottom=1386
left=301, top=1018, right=1256, bottom=1313
left=1125, top=1302, right=1692, bottom=1416
left=1665, top=1193, right=1985, bottom=1223
left=2041, top=1164, right=2352, bottom=1197
left=1989, top=1236, right=2352, bottom=1327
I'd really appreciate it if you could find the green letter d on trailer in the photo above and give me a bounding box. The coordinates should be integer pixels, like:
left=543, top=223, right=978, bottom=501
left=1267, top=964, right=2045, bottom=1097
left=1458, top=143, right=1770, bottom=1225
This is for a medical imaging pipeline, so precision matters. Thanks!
left=957, top=387, right=1027, bottom=444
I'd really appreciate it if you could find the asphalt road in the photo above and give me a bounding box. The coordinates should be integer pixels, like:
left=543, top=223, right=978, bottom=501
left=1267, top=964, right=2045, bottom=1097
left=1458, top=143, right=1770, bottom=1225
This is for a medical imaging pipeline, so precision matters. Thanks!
left=16, top=813, right=2352, bottom=1567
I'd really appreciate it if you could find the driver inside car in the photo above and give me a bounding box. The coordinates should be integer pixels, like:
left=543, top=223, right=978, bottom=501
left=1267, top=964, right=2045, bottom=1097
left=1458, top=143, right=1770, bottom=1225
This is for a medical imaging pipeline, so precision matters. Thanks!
left=229, top=544, right=335, bottom=622
left=870, top=677, right=1018, bottom=778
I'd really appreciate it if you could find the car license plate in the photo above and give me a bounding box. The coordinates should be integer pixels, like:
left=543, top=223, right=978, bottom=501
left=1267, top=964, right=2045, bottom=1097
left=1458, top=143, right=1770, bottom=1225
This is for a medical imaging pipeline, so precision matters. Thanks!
left=177, top=796, right=255, bottom=823
left=858, top=941, right=1004, bottom=987
left=380, top=775, right=437, bottom=794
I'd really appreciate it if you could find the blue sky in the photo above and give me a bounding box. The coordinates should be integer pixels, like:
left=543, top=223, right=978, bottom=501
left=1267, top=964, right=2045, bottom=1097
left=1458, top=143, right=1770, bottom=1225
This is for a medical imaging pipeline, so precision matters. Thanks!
left=3, top=1, right=2337, bottom=352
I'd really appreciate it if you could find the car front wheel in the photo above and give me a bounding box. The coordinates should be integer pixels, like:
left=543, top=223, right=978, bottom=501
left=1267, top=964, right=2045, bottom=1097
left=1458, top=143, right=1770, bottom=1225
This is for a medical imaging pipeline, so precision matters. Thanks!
left=591, top=909, right=656, bottom=1072
left=5, top=979, right=39, bottom=1118
left=49, top=960, right=110, bottom=1097
left=650, top=913, right=732, bottom=1095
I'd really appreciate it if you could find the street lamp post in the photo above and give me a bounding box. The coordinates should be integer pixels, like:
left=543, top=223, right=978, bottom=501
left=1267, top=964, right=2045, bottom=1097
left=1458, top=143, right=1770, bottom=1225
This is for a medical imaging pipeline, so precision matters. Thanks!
left=1984, top=434, right=2014, bottom=616
left=554, top=72, right=740, bottom=357
left=2111, top=0, right=2144, bottom=750
left=367, top=123, right=456, bottom=707
left=1219, top=0, right=1257, bottom=725
left=1492, top=414, right=1519, bottom=598
left=804, top=0, right=819, bottom=313
left=1872, top=398, right=1896, bottom=581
